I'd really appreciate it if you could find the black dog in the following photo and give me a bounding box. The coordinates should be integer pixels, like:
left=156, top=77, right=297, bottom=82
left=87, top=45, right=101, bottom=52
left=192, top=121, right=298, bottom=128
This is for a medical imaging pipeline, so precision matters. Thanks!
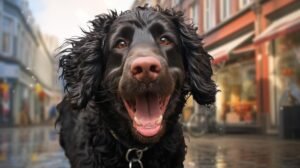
left=57, top=5, right=216, bottom=168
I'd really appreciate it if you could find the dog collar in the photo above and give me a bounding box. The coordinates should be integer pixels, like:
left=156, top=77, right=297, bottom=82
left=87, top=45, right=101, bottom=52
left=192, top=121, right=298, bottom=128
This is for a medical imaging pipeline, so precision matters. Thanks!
left=109, top=129, right=150, bottom=168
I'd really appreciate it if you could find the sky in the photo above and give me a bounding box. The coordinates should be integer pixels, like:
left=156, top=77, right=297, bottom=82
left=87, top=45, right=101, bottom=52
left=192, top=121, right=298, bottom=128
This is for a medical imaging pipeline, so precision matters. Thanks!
left=28, top=0, right=134, bottom=44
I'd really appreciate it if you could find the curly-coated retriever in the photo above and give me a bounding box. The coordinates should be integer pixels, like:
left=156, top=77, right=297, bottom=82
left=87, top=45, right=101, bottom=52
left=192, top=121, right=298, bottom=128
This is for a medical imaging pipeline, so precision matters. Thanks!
left=57, top=5, right=216, bottom=168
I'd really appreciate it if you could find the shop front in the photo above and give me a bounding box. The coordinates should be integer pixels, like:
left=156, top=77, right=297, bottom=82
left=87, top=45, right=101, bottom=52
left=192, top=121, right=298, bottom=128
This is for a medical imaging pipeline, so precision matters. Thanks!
left=209, top=31, right=259, bottom=132
left=0, top=62, right=48, bottom=126
left=14, top=82, right=33, bottom=126
left=0, top=63, right=19, bottom=126
left=268, top=32, right=300, bottom=129
left=254, top=8, right=300, bottom=131
left=215, top=58, right=257, bottom=127
left=274, top=33, right=300, bottom=138
left=33, top=83, right=48, bottom=124
left=274, top=33, right=300, bottom=105
left=0, top=79, right=13, bottom=126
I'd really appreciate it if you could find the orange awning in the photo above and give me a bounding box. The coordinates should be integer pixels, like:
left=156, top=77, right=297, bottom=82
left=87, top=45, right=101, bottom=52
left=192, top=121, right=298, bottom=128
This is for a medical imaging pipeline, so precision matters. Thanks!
left=208, top=32, right=254, bottom=64
left=231, top=44, right=255, bottom=55
left=254, top=10, right=300, bottom=44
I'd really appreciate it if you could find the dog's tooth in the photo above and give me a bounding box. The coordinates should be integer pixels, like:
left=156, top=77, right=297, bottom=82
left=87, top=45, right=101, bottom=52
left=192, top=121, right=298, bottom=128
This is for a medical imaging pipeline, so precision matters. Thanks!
left=134, top=116, right=139, bottom=123
left=155, top=115, right=163, bottom=125
left=134, top=116, right=142, bottom=126
left=158, top=115, right=163, bottom=123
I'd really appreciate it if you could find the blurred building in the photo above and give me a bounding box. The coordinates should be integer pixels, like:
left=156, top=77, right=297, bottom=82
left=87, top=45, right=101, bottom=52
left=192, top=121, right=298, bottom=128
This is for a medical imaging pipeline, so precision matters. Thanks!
left=132, top=0, right=181, bottom=8
left=0, top=0, right=61, bottom=126
left=132, top=0, right=300, bottom=134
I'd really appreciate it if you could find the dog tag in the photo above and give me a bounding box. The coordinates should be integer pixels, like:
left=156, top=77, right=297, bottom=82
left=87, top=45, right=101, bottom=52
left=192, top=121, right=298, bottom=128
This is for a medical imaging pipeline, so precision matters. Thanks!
left=129, top=160, right=143, bottom=168
left=126, top=147, right=148, bottom=168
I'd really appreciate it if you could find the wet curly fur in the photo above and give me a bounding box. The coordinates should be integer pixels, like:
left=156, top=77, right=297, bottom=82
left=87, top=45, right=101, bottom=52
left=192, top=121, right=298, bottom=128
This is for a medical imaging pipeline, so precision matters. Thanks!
left=56, top=5, right=216, bottom=168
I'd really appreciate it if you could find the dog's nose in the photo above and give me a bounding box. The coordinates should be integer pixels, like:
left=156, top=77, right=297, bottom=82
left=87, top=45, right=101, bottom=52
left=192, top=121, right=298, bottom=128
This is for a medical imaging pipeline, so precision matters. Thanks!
left=131, top=57, right=161, bottom=83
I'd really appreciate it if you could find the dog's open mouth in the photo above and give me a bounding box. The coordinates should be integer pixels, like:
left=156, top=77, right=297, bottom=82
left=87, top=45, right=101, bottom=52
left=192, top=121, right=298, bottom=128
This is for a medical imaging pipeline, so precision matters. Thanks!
left=123, top=93, right=170, bottom=137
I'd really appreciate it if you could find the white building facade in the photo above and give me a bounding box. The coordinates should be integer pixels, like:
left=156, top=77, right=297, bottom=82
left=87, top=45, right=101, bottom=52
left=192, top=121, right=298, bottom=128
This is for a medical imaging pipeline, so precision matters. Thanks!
left=0, top=0, right=61, bottom=126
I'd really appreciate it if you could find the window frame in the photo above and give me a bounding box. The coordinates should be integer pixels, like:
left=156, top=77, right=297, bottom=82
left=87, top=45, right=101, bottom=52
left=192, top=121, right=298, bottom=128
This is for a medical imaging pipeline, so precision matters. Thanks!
left=220, top=0, right=232, bottom=21
left=192, top=2, right=199, bottom=27
left=0, top=13, right=17, bottom=57
left=204, top=0, right=216, bottom=31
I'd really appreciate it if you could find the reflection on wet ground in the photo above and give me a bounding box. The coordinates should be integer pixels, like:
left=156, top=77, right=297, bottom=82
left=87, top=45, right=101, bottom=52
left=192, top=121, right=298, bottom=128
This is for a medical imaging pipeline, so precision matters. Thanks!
left=0, top=126, right=300, bottom=168
left=184, top=134, right=300, bottom=168
left=0, top=126, right=69, bottom=168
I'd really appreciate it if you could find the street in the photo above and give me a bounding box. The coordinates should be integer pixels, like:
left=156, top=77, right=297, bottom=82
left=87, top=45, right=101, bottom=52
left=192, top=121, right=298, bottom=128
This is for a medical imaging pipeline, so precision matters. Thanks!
left=0, top=126, right=69, bottom=168
left=0, top=126, right=300, bottom=168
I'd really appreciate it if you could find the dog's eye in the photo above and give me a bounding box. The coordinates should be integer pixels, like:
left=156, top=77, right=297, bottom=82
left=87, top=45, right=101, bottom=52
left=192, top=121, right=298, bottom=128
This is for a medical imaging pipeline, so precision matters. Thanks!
left=159, top=37, right=172, bottom=46
left=115, top=40, right=128, bottom=49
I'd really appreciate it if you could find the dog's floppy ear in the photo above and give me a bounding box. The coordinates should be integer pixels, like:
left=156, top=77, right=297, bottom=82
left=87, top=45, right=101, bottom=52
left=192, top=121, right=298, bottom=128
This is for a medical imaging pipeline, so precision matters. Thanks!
left=58, top=11, right=118, bottom=109
left=171, top=11, right=217, bottom=105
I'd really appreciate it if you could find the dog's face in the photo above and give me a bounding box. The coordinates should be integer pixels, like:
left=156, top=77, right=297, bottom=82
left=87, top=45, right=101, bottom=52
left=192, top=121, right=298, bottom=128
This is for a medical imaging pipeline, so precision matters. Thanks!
left=59, top=6, right=216, bottom=144
left=104, top=11, right=185, bottom=141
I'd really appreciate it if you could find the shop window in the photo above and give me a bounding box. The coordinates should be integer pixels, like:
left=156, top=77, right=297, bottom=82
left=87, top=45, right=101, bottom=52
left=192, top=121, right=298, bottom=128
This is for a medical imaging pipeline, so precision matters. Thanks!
left=274, top=33, right=300, bottom=108
left=0, top=80, right=12, bottom=125
left=204, top=0, right=216, bottom=31
left=216, top=61, right=257, bottom=124
left=19, top=85, right=31, bottom=126
left=220, top=0, right=232, bottom=21
left=1, top=14, right=15, bottom=57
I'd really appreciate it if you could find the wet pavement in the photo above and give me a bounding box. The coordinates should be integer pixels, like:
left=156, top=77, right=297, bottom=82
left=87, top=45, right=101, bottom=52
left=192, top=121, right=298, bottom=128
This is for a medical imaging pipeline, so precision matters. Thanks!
left=0, top=126, right=300, bottom=168
left=184, top=134, right=300, bottom=168
left=0, top=126, right=69, bottom=168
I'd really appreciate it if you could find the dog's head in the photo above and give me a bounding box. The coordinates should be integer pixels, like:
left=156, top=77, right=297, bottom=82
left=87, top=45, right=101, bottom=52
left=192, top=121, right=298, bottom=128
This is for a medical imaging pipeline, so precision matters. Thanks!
left=59, top=6, right=216, bottom=143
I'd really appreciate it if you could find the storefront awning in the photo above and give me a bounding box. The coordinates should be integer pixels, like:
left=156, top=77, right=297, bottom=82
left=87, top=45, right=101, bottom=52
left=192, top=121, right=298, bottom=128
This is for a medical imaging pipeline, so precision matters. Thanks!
left=254, top=10, right=300, bottom=44
left=231, top=44, right=255, bottom=55
left=208, top=32, right=254, bottom=64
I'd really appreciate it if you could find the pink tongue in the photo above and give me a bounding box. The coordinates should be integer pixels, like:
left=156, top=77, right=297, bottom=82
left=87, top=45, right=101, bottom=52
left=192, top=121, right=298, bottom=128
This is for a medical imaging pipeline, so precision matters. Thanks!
left=135, top=94, right=162, bottom=137
left=135, top=94, right=161, bottom=123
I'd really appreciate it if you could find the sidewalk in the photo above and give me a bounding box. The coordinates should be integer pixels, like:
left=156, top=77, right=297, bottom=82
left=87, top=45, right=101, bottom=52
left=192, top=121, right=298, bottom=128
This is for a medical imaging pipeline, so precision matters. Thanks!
left=1, top=126, right=300, bottom=168
left=0, top=126, right=69, bottom=168
left=184, top=134, right=300, bottom=168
